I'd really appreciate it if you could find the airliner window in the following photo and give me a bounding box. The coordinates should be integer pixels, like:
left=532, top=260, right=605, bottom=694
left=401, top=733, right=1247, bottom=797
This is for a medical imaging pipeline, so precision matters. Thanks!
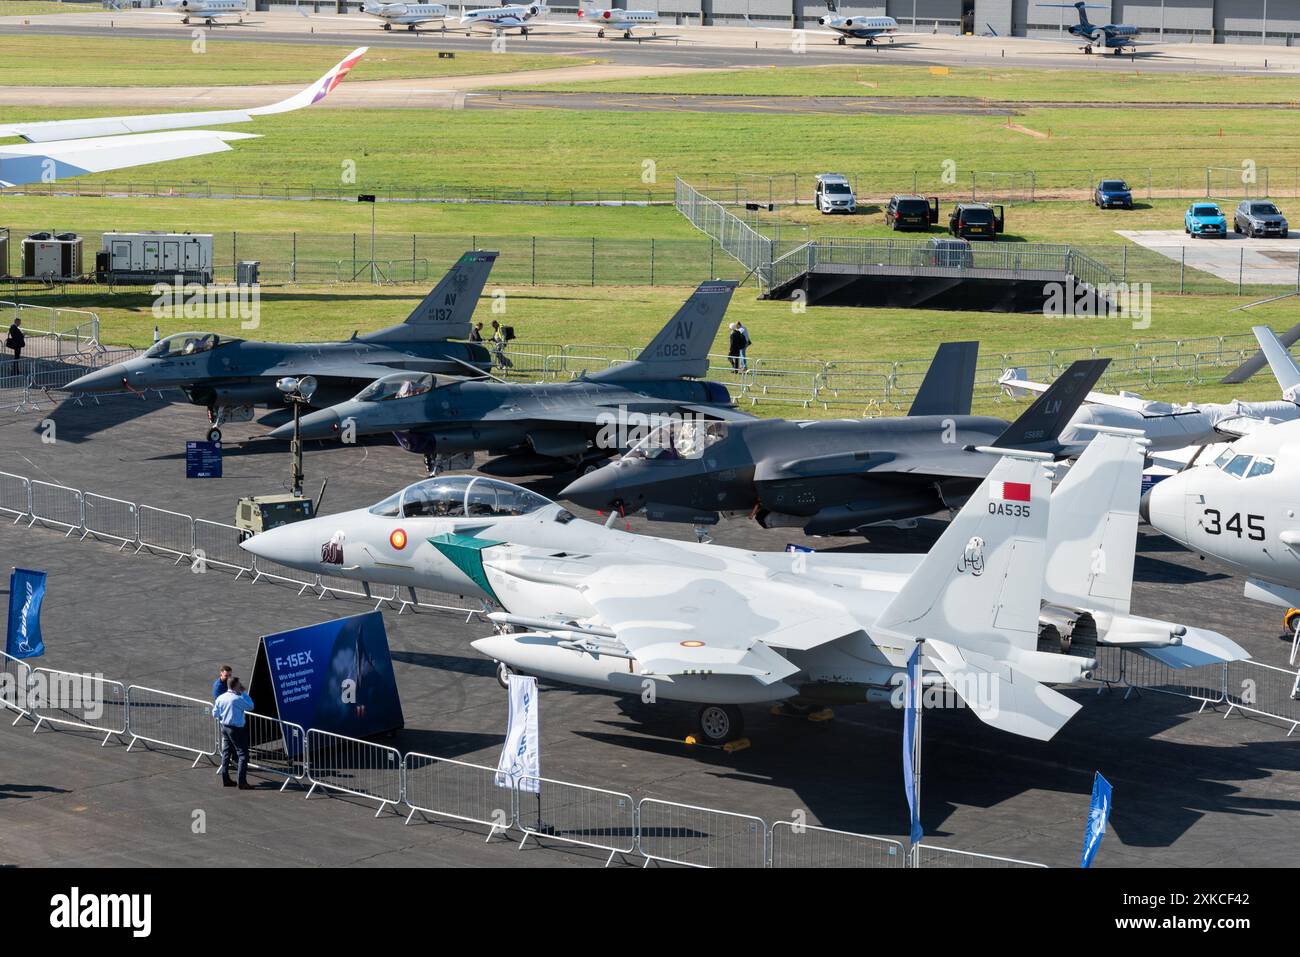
left=356, top=373, right=434, bottom=403
left=400, top=477, right=470, bottom=518
left=1247, top=457, right=1275, bottom=479
left=464, top=478, right=551, bottom=517
left=145, top=332, right=221, bottom=359
left=1223, top=454, right=1252, bottom=478
left=625, top=420, right=728, bottom=461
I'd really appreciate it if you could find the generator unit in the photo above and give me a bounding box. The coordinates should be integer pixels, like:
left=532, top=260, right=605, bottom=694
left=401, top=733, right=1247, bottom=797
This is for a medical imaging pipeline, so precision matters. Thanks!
left=21, top=232, right=82, bottom=281
left=99, top=231, right=214, bottom=285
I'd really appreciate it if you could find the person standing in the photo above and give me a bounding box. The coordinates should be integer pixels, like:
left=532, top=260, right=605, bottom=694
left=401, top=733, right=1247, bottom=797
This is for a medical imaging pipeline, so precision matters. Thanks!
left=213, top=677, right=254, bottom=790
left=727, top=322, right=746, bottom=374
left=469, top=321, right=484, bottom=343
left=735, top=321, right=751, bottom=373
left=211, top=665, right=232, bottom=701
left=5, top=316, right=23, bottom=377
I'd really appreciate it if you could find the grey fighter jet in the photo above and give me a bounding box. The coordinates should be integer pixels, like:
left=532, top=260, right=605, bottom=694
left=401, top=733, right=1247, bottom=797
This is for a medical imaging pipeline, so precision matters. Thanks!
left=65, top=251, right=498, bottom=441
left=270, top=281, right=750, bottom=476
left=561, top=346, right=1110, bottom=536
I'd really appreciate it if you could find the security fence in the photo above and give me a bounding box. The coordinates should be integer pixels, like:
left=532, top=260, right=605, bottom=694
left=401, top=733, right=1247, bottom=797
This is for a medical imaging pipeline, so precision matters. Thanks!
left=13, top=164, right=1297, bottom=207
left=912, top=844, right=1048, bottom=869
left=496, top=330, right=1273, bottom=413
left=0, top=467, right=484, bottom=619
left=124, top=685, right=217, bottom=767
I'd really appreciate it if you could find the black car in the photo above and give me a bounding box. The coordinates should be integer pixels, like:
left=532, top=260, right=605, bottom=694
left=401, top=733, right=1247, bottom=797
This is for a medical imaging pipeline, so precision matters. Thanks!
left=885, top=195, right=939, bottom=231
left=1094, top=179, right=1133, bottom=209
left=947, top=203, right=1003, bottom=240
left=1234, top=200, right=1289, bottom=238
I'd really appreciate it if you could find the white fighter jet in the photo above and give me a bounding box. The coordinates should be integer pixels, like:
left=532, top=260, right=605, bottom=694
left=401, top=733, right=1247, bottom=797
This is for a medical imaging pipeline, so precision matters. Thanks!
left=243, top=431, right=1246, bottom=744
left=1143, top=327, right=1300, bottom=631
left=0, top=47, right=365, bottom=189
left=999, top=355, right=1300, bottom=459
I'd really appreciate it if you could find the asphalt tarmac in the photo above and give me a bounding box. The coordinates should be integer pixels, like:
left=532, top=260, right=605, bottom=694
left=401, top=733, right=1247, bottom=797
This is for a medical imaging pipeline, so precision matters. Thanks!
left=0, top=392, right=1297, bottom=867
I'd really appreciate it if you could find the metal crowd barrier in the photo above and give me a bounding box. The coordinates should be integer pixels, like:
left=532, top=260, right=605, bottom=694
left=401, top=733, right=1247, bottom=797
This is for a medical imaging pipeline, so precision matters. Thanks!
left=1223, top=659, right=1300, bottom=736
left=769, top=821, right=905, bottom=869
left=401, top=752, right=515, bottom=840
left=0, top=471, right=31, bottom=522
left=136, top=505, right=194, bottom=564
left=82, top=492, right=138, bottom=548
left=27, top=667, right=127, bottom=746
left=1, top=650, right=33, bottom=723
left=243, top=711, right=308, bottom=789
left=515, top=775, right=638, bottom=867
left=304, top=727, right=403, bottom=815
left=29, top=480, right=83, bottom=536
left=125, top=685, right=218, bottom=767
left=636, top=798, right=768, bottom=869
left=1119, top=652, right=1227, bottom=709
left=192, top=519, right=252, bottom=578
left=913, top=844, right=1048, bottom=869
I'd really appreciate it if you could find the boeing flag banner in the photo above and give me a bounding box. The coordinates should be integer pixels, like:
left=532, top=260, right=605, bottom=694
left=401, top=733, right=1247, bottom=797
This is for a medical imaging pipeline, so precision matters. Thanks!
left=6, top=568, right=47, bottom=659
left=496, top=673, right=540, bottom=795
left=1080, top=771, right=1113, bottom=868
left=902, top=643, right=922, bottom=846
left=252, top=611, right=403, bottom=740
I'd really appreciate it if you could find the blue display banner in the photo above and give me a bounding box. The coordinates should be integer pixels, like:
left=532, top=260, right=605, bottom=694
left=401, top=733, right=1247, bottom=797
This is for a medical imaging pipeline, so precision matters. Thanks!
left=260, top=611, right=403, bottom=738
left=186, top=441, right=222, bottom=479
left=1081, top=772, right=1113, bottom=868
left=6, top=567, right=46, bottom=659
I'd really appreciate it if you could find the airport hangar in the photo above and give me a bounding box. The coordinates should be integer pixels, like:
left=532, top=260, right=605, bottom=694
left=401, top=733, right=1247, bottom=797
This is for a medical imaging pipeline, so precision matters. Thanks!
left=264, top=0, right=1300, bottom=43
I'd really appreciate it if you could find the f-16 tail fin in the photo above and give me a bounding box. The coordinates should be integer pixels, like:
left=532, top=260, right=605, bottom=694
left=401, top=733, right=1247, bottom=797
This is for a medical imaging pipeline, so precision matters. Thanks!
left=589, top=281, right=738, bottom=382
left=360, top=250, right=497, bottom=344
left=1219, top=322, right=1300, bottom=385
left=991, top=358, right=1110, bottom=453
left=907, top=341, right=978, bottom=417
left=1042, top=427, right=1143, bottom=616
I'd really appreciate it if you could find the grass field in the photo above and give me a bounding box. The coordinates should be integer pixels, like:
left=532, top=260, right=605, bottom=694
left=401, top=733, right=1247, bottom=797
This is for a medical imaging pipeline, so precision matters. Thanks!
left=514, top=63, right=1300, bottom=104
left=0, top=36, right=596, bottom=87
left=0, top=1, right=84, bottom=14
left=0, top=194, right=700, bottom=240
left=7, top=105, right=1295, bottom=199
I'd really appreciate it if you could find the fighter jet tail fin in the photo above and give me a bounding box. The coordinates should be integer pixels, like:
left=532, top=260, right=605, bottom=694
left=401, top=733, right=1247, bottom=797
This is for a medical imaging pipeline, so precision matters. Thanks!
left=1219, top=322, right=1300, bottom=385
left=1244, top=325, right=1300, bottom=399
left=1042, top=428, right=1144, bottom=616
left=360, top=251, right=497, bottom=344
left=589, top=280, right=738, bottom=382
left=991, top=358, right=1110, bottom=453
left=907, top=341, right=978, bottom=417
left=877, top=450, right=1051, bottom=655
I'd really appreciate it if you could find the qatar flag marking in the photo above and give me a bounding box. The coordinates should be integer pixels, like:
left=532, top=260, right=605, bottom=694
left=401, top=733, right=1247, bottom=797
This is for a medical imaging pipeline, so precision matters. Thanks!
left=991, top=480, right=1031, bottom=502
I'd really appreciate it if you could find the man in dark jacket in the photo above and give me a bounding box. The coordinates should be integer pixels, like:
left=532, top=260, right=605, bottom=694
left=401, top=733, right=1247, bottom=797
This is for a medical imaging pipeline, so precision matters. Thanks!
left=727, top=322, right=747, bottom=374
left=5, top=317, right=23, bottom=376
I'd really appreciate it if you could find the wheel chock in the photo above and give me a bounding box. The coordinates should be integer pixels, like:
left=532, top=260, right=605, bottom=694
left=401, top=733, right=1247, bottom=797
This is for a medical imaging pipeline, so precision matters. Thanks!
left=722, top=737, right=751, bottom=753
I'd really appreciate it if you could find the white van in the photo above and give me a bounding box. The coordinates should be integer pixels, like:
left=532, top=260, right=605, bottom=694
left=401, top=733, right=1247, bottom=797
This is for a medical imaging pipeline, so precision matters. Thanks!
left=814, top=173, right=856, bottom=214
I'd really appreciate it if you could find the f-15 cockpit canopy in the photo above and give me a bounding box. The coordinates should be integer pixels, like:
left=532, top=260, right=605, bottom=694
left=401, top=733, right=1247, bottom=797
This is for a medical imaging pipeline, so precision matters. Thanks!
left=354, top=371, right=456, bottom=403
left=624, top=419, right=729, bottom=462
left=144, top=332, right=238, bottom=359
left=368, top=475, right=554, bottom=519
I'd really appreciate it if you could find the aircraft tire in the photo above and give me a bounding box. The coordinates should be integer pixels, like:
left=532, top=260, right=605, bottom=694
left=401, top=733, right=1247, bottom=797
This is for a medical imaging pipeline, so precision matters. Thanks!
left=496, top=660, right=513, bottom=690
left=836, top=36, right=846, bottom=44
left=598, top=28, right=604, bottom=36
left=697, top=704, right=744, bottom=745
left=207, top=427, right=222, bottom=443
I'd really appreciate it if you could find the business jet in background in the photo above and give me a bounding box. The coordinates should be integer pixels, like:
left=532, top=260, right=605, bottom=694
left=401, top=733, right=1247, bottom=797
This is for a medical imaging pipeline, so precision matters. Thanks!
left=156, top=0, right=248, bottom=25
left=0, top=48, right=365, bottom=189
left=747, top=1, right=928, bottom=49
left=461, top=2, right=549, bottom=34
left=576, top=3, right=659, bottom=38
left=1037, top=1, right=1144, bottom=54
left=359, top=2, right=450, bottom=30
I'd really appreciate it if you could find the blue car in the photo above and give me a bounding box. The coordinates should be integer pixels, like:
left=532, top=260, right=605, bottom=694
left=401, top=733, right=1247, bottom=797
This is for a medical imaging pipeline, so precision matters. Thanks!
left=1094, top=179, right=1133, bottom=209
left=1185, top=202, right=1227, bottom=238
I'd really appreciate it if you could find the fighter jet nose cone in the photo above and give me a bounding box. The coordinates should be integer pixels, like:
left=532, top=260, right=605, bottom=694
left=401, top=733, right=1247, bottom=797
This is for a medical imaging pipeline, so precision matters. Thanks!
left=266, top=422, right=295, bottom=441
left=560, top=466, right=617, bottom=508
left=66, top=363, right=126, bottom=393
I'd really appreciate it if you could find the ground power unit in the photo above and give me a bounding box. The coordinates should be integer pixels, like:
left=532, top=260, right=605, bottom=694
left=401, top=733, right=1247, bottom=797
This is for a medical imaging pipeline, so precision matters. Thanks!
left=98, top=231, right=214, bottom=285
left=21, top=232, right=83, bottom=281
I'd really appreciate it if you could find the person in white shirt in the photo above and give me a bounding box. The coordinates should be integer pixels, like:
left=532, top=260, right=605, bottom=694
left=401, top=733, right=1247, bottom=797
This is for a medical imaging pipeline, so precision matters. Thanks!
left=213, top=677, right=255, bottom=790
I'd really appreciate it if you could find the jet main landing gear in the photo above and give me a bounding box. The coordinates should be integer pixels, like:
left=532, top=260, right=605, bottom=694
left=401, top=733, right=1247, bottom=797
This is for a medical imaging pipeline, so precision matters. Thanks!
left=696, top=704, right=744, bottom=746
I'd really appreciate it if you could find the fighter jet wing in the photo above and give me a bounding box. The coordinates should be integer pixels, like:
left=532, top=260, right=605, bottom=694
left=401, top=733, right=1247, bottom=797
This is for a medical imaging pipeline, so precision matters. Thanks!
left=574, top=561, right=864, bottom=682
left=0, top=47, right=365, bottom=188
left=756, top=447, right=991, bottom=483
